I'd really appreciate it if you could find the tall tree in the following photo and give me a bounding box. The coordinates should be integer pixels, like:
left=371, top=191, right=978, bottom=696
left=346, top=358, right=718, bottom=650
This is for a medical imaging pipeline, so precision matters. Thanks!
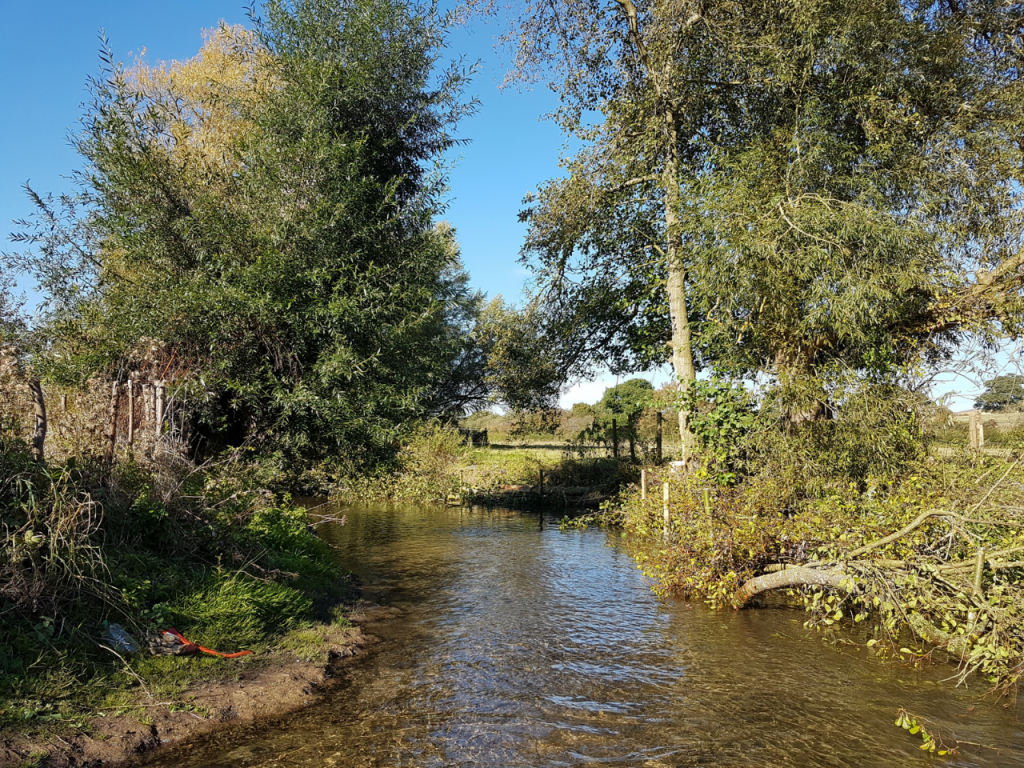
left=477, top=0, right=705, bottom=461
left=487, top=0, right=1024, bottom=451
left=597, top=378, right=654, bottom=461
left=6, top=0, right=476, bottom=463
left=975, top=375, right=1024, bottom=412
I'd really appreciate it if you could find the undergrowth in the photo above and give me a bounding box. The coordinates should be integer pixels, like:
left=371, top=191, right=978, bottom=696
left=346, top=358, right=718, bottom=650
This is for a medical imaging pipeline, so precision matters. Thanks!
left=331, top=421, right=637, bottom=506
left=0, top=434, right=354, bottom=735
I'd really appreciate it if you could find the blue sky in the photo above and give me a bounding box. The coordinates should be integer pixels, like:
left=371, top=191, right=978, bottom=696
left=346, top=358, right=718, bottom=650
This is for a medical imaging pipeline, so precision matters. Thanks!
left=0, top=2, right=1014, bottom=409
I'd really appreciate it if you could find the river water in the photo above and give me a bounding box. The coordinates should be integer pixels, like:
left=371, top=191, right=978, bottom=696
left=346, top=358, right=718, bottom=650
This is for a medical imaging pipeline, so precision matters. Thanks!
left=142, top=504, right=1024, bottom=767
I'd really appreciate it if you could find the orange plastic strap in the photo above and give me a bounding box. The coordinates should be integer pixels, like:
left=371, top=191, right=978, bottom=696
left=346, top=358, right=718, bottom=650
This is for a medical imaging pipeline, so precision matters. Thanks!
left=164, top=628, right=253, bottom=659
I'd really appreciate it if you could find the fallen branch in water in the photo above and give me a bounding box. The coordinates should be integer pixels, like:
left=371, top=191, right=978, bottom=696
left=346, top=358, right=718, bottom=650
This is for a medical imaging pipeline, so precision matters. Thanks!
left=735, top=566, right=853, bottom=605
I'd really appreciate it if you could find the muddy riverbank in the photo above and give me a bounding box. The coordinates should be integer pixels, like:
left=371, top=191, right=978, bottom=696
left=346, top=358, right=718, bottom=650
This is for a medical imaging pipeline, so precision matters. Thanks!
left=0, top=605, right=400, bottom=768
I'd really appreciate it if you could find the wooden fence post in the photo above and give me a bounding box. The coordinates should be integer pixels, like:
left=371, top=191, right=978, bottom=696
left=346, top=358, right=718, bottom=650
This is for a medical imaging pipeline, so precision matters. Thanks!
left=656, top=411, right=663, bottom=464
left=154, top=380, right=166, bottom=445
left=28, top=380, right=47, bottom=462
left=641, top=469, right=648, bottom=500
left=612, top=418, right=619, bottom=459
left=663, top=479, right=671, bottom=535
left=127, top=378, right=135, bottom=446
left=105, top=380, right=121, bottom=464
left=969, top=412, right=979, bottom=450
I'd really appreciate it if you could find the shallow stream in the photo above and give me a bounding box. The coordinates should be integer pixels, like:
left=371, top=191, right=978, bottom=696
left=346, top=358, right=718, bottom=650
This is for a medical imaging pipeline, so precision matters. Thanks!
left=142, top=504, right=1024, bottom=767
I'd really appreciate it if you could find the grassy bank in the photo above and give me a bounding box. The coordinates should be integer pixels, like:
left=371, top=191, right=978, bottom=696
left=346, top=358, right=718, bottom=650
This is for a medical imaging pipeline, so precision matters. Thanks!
left=335, top=423, right=637, bottom=507
left=0, top=434, right=356, bottom=743
left=0, top=420, right=626, bottom=747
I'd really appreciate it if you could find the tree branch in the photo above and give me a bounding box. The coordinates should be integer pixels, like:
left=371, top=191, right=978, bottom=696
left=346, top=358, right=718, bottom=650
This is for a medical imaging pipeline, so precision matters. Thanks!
left=735, top=566, right=853, bottom=606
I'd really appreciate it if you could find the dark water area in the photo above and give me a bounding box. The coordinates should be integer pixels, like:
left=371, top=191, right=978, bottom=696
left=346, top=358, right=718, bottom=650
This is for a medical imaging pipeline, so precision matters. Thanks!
left=141, top=505, right=1024, bottom=767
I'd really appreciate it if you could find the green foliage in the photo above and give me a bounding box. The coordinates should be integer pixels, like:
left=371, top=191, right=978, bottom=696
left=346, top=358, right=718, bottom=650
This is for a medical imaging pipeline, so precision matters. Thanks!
left=479, top=298, right=564, bottom=412
left=675, top=379, right=755, bottom=484
left=743, top=380, right=925, bottom=498
left=0, top=433, right=352, bottom=735
left=581, top=379, right=654, bottom=461
left=616, top=450, right=1024, bottom=693
left=570, top=402, right=594, bottom=417
left=243, top=507, right=322, bottom=559
left=597, top=379, right=652, bottom=427
left=339, top=421, right=466, bottom=503
left=170, top=574, right=313, bottom=650
left=619, top=472, right=793, bottom=604
left=5, top=0, right=478, bottom=470
left=975, top=376, right=1024, bottom=413
left=895, top=710, right=957, bottom=756
left=0, top=273, right=25, bottom=342
left=509, top=408, right=561, bottom=440
left=507, top=0, right=1023, bottom=406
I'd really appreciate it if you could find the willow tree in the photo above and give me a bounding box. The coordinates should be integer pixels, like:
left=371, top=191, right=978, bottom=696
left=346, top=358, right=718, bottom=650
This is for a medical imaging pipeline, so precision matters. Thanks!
left=675, top=1, right=1024, bottom=399
left=6, top=0, right=478, bottom=463
left=487, top=0, right=1023, bottom=454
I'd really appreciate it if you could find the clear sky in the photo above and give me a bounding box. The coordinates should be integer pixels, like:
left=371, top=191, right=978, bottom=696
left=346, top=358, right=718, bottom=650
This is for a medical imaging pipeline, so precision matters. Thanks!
left=0, top=2, right=1015, bottom=409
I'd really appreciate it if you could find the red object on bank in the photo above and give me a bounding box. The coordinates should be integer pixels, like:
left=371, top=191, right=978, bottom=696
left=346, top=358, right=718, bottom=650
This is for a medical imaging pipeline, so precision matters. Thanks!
left=162, top=628, right=254, bottom=659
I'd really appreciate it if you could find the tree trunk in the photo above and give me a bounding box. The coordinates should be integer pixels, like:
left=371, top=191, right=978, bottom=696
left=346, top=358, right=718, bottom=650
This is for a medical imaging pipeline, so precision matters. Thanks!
left=612, top=0, right=698, bottom=464
left=662, top=112, right=698, bottom=464
left=28, top=379, right=47, bottom=462
left=774, top=349, right=828, bottom=427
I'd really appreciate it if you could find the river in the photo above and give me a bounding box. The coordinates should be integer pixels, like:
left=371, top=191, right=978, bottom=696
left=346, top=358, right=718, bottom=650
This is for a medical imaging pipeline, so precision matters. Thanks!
left=141, top=504, right=1024, bottom=767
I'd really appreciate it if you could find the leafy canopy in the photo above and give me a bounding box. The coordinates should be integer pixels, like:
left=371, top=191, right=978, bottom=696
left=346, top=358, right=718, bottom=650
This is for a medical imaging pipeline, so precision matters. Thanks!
left=975, top=376, right=1024, bottom=413
left=515, top=0, right=1024, bottom=389
left=5, top=0, right=479, bottom=465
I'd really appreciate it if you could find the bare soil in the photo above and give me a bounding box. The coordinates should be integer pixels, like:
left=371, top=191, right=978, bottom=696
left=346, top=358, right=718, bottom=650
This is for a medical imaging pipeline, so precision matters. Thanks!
left=0, top=603, right=399, bottom=768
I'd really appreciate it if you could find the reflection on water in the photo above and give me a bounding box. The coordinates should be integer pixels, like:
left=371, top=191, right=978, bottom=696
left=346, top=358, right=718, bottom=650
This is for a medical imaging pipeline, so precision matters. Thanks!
left=141, top=505, right=1024, bottom=767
